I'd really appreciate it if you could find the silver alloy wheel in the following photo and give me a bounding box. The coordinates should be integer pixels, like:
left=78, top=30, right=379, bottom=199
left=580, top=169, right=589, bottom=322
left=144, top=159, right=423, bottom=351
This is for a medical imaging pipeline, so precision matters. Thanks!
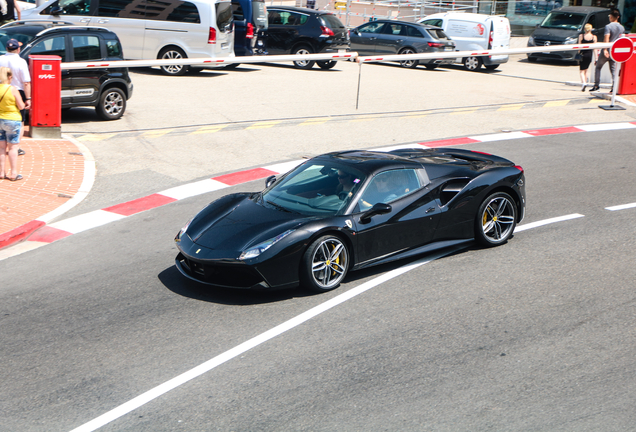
left=294, top=47, right=312, bottom=68
left=161, top=49, right=185, bottom=75
left=399, top=48, right=417, bottom=68
left=481, top=196, right=515, bottom=242
left=463, top=56, right=481, bottom=71
left=102, top=90, right=124, bottom=118
left=311, top=238, right=348, bottom=289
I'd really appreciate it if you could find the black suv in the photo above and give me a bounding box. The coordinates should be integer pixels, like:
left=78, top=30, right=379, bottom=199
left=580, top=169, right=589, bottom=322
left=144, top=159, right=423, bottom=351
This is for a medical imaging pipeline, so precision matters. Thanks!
left=0, top=21, right=133, bottom=120
left=265, top=6, right=350, bottom=69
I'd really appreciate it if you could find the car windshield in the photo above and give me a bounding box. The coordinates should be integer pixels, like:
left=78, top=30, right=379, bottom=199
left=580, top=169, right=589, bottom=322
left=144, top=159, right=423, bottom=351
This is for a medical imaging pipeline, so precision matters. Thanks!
left=260, top=161, right=367, bottom=216
left=426, top=28, right=450, bottom=40
left=0, top=30, right=38, bottom=55
left=540, top=12, right=586, bottom=30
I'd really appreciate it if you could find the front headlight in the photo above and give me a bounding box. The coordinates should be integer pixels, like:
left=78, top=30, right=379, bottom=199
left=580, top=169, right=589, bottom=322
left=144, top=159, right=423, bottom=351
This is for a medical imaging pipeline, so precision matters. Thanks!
left=564, top=37, right=577, bottom=44
left=527, top=35, right=535, bottom=46
left=175, top=218, right=193, bottom=242
left=239, top=230, right=295, bottom=260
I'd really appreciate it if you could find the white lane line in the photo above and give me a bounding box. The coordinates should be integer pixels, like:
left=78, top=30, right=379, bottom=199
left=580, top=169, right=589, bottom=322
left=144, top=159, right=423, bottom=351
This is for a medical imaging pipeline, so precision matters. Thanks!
left=69, top=213, right=585, bottom=432
left=68, top=245, right=465, bottom=432
left=605, top=203, right=636, bottom=211
left=159, top=179, right=228, bottom=200
left=49, top=210, right=126, bottom=234
left=514, top=213, right=584, bottom=232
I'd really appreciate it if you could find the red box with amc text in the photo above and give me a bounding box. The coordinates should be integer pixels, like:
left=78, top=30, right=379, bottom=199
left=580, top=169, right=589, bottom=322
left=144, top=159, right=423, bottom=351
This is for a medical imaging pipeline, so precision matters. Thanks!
left=29, top=55, right=61, bottom=127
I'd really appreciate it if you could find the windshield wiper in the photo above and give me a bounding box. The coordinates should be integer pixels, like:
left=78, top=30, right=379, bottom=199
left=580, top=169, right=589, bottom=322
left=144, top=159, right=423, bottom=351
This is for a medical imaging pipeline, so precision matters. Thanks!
left=265, top=200, right=295, bottom=213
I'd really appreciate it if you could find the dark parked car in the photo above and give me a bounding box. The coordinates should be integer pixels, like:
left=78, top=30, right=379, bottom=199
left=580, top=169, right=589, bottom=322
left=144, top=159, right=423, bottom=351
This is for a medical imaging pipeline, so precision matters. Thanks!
left=265, top=6, right=350, bottom=69
left=0, top=21, right=133, bottom=120
left=527, top=6, right=611, bottom=63
left=231, top=0, right=268, bottom=57
left=350, top=20, right=456, bottom=69
left=175, top=148, right=526, bottom=292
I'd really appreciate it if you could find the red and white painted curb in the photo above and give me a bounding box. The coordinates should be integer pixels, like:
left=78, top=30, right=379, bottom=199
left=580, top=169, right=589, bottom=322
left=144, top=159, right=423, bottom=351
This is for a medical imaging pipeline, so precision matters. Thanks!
left=2, top=121, right=636, bottom=260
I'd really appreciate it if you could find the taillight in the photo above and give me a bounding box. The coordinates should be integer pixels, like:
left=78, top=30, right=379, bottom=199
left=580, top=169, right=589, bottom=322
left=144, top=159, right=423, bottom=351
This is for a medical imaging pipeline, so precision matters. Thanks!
left=320, top=26, right=334, bottom=37
left=208, top=27, right=216, bottom=44
left=246, top=22, right=254, bottom=39
left=514, top=165, right=524, bottom=172
left=488, top=30, right=493, bottom=49
left=428, top=42, right=445, bottom=48
left=472, top=150, right=491, bottom=155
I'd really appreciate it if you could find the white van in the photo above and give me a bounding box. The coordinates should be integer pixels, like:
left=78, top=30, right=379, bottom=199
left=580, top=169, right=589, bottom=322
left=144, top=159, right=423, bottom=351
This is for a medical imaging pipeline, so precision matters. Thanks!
left=20, top=0, right=235, bottom=75
left=419, top=12, right=510, bottom=71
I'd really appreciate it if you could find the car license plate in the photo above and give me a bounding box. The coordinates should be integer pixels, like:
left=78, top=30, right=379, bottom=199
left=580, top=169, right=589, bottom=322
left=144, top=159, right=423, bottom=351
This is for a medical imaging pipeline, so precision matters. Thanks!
left=444, top=47, right=454, bottom=51
left=339, top=49, right=346, bottom=53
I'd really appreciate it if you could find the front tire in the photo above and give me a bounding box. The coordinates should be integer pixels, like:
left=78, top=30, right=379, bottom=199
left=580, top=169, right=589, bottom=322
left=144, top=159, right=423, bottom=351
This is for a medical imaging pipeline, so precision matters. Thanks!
left=159, top=47, right=188, bottom=76
left=317, top=60, right=337, bottom=70
left=96, top=87, right=126, bottom=120
left=475, top=192, right=517, bottom=247
left=463, top=56, right=482, bottom=71
left=300, top=235, right=350, bottom=292
left=399, top=47, right=419, bottom=68
left=293, top=45, right=315, bottom=69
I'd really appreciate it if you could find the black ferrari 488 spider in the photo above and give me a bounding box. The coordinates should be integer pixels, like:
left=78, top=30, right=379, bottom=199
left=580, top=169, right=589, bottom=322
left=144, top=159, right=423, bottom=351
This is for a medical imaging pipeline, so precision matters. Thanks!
left=175, top=148, right=525, bottom=292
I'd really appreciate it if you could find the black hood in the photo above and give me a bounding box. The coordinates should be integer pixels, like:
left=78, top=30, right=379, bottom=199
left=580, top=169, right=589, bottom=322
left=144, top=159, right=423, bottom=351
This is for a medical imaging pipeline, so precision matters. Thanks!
left=187, top=194, right=306, bottom=251
left=532, top=26, right=579, bottom=42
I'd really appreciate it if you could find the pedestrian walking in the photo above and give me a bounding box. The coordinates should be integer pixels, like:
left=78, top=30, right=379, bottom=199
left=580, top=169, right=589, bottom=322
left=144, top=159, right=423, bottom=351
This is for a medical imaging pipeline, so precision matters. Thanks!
left=578, top=23, right=597, bottom=91
left=0, top=67, right=26, bottom=181
left=0, top=38, right=31, bottom=155
left=0, top=0, right=21, bottom=25
left=590, top=9, right=625, bottom=92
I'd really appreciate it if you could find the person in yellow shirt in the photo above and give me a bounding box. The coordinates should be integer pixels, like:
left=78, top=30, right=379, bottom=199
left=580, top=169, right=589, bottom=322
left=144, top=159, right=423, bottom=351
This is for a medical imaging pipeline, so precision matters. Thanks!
left=0, top=66, right=25, bottom=181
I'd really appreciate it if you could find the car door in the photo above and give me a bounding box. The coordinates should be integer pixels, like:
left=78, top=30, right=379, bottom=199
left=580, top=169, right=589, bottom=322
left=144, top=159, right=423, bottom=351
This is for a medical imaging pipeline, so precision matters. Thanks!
left=88, top=0, right=146, bottom=59
left=349, top=21, right=386, bottom=55
left=375, top=22, right=406, bottom=55
left=266, top=9, right=303, bottom=54
left=68, top=33, right=106, bottom=105
left=352, top=169, right=441, bottom=265
left=24, top=35, right=73, bottom=106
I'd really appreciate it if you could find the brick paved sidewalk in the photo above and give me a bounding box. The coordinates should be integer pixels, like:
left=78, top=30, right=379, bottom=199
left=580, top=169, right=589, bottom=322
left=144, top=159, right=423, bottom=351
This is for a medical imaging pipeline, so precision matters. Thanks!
left=0, top=137, right=89, bottom=249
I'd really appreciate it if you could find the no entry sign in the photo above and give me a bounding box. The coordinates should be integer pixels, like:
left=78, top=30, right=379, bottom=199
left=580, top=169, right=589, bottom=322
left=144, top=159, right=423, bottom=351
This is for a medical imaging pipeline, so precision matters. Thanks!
left=610, top=37, right=635, bottom=63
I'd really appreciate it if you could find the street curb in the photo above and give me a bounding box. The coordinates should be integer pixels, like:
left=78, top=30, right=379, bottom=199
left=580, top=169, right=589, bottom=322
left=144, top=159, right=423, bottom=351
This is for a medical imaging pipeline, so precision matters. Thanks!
left=0, top=135, right=96, bottom=251
left=2, top=121, right=636, bottom=260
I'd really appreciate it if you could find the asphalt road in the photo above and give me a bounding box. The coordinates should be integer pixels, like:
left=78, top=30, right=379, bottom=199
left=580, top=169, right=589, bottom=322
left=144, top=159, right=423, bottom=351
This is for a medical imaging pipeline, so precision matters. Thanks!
left=2, top=55, right=636, bottom=431
left=2, top=125, right=636, bottom=430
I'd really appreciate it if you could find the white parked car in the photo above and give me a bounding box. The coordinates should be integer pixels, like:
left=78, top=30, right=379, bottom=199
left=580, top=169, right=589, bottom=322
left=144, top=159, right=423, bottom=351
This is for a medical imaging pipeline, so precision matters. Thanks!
left=19, top=0, right=235, bottom=75
left=419, top=12, right=511, bottom=71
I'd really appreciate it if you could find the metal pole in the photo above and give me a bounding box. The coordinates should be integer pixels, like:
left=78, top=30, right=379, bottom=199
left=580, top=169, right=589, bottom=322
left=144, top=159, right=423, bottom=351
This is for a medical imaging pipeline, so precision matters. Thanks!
left=356, top=60, right=363, bottom=110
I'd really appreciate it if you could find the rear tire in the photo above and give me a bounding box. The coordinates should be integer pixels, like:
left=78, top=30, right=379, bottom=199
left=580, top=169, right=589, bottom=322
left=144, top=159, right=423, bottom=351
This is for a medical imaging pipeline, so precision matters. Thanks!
left=96, top=87, right=126, bottom=120
left=475, top=192, right=517, bottom=247
left=317, top=60, right=337, bottom=70
left=159, top=47, right=188, bottom=76
left=463, top=56, right=482, bottom=71
left=399, top=47, right=419, bottom=68
left=293, top=45, right=315, bottom=69
left=300, top=235, right=349, bottom=292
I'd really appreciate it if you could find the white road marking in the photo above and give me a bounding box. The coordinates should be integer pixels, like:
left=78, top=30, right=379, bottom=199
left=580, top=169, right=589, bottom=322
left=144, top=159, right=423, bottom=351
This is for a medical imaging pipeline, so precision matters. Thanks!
left=514, top=213, right=584, bottom=232
left=49, top=210, right=126, bottom=234
left=605, top=203, right=636, bottom=211
left=70, top=213, right=585, bottom=431
left=575, top=122, right=636, bottom=132
left=159, top=179, right=228, bottom=200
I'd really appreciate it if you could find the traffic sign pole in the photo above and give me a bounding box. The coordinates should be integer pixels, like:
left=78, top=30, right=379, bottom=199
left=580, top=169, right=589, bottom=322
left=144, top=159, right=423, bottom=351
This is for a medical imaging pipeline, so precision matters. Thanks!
left=600, top=37, right=635, bottom=111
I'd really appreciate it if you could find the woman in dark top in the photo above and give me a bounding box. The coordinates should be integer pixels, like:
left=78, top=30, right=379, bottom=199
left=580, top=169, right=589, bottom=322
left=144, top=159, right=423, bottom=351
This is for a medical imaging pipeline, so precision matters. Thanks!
left=578, top=23, right=597, bottom=91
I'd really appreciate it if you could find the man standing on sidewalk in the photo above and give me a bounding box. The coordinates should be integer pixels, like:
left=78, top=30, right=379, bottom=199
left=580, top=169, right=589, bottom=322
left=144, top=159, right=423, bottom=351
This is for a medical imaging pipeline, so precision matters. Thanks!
left=0, top=38, right=30, bottom=155
left=590, top=9, right=625, bottom=92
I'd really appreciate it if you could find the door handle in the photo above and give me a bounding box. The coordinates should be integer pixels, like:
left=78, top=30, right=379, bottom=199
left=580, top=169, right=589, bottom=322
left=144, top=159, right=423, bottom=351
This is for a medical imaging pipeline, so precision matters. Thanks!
left=396, top=39, right=403, bottom=43
left=425, top=207, right=436, bottom=214
left=80, top=18, right=90, bottom=23
left=98, top=19, right=109, bottom=23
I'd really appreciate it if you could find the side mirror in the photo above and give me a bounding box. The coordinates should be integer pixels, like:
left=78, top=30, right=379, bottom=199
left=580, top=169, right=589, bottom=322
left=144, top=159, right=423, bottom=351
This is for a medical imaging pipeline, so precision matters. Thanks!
left=265, top=175, right=276, bottom=188
left=50, top=7, right=63, bottom=15
left=360, top=203, right=392, bottom=223
left=353, top=29, right=361, bottom=36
